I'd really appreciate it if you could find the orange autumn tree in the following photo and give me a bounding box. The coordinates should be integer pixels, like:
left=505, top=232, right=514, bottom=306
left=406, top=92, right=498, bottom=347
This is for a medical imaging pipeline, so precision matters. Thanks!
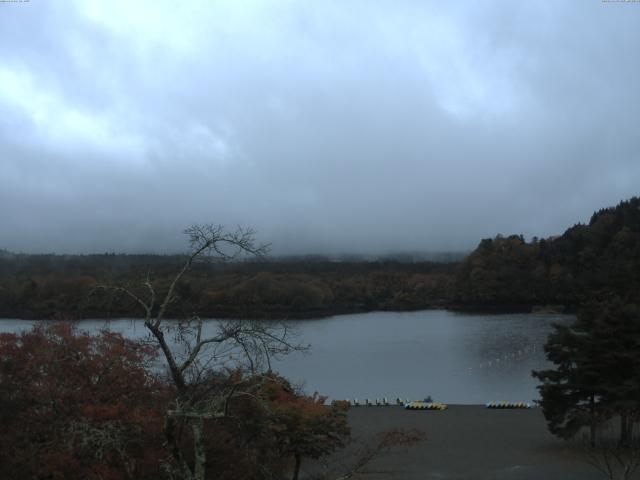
left=0, top=323, right=166, bottom=480
left=259, top=374, right=350, bottom=480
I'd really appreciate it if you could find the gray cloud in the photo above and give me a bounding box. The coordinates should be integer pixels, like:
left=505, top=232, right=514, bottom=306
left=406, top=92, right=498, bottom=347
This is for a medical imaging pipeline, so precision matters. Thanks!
left=1, top=0, right=640, bottom=255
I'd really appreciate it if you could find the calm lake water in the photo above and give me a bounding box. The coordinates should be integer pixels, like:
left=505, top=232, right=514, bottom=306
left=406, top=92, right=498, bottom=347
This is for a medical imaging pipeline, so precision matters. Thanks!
left=0, top=310, right=572, bottom=404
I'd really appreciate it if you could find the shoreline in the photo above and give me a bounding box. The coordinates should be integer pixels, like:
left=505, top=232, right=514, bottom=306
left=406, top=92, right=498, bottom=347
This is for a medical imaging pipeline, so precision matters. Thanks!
left=0, top=303, right=572, bottom=322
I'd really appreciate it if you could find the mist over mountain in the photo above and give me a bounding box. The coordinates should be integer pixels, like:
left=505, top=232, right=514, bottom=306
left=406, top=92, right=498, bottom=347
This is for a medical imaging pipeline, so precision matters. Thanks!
left=2, top=1, right=640, bottom=254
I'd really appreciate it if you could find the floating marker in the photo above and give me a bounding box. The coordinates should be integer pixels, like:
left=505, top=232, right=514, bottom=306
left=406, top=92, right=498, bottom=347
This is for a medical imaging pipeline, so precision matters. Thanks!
left=486, top=401, right=531, bottom=409
left=404, top=401, right=448, bottom=411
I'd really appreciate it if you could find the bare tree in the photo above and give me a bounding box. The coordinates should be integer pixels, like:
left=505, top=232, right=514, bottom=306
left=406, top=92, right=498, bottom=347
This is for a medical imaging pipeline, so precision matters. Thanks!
left=583, top=440, right=640, bottom=480
left=335, top=428, right=426, bottom=479
left=101, top=224, right=305, bottom=480
left=581, top=415, right=640, bottom=480
left=305, top=428, right=426, bottom=480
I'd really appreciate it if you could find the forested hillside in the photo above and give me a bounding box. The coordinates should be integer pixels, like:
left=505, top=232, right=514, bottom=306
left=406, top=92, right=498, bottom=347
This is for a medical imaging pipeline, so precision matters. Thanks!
left=455, top=197, right=640, bottom=310
left=0, top=254, right=455, bottom=319
left=2, top=197, right=639, bottom=319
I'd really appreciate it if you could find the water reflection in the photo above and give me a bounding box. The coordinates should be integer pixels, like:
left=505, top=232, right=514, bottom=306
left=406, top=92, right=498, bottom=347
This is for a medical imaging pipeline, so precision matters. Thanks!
left=273, top=310, right=572, bottom=404
left=0, top=310, right=573, bottom=404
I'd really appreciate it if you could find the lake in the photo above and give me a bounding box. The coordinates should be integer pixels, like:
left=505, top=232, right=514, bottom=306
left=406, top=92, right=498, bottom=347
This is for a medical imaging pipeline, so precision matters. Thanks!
left=0, top=310, right=572, bottom=404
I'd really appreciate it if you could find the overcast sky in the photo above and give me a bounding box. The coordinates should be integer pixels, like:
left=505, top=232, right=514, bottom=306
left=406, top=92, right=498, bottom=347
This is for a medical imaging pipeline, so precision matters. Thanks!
left=1, top=1, right=639, bottom=255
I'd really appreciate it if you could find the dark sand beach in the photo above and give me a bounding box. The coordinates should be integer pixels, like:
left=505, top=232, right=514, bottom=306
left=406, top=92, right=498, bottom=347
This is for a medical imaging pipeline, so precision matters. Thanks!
left=321, top=405, right=605, bottom=480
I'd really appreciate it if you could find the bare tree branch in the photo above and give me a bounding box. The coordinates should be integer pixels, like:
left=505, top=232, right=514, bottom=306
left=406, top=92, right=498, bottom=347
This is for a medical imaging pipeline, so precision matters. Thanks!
left=96, top=224, right=304, bottom=480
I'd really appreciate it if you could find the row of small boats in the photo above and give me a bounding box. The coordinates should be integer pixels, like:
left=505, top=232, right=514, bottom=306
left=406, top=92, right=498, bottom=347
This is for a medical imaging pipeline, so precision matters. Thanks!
left=345, top=398, right=532, bottom=409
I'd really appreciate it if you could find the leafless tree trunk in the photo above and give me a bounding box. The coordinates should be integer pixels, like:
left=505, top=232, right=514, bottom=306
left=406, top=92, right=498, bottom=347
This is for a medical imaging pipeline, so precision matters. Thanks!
left=101, top=224, right=305, bottom=480
left=293, top=453, right=302, bottom=480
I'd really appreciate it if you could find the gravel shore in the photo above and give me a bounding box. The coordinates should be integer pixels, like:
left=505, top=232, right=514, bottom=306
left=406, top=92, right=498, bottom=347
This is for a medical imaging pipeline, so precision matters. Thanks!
left=323, top=405, right=605, bottom=480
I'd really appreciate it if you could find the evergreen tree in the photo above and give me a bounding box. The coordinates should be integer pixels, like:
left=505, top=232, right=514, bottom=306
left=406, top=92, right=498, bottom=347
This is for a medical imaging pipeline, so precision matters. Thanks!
left=580, top=299, right=640, bottom=447
left=532, top=320, right=606, bottom=446
left=533, top=298, right=640, bottom=446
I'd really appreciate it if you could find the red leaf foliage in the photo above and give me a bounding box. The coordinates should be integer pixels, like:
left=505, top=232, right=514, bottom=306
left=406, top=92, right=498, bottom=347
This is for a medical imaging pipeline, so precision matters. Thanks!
left=0, top=323, right=168, bottom=480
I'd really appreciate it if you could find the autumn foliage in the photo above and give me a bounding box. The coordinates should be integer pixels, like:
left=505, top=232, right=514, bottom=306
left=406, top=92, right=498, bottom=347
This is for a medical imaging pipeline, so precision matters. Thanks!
left=0, top=324, right=166, bottom=479
left=0, top=325, right=352, bottom=479
left=258, top=375, right=350, bottom=479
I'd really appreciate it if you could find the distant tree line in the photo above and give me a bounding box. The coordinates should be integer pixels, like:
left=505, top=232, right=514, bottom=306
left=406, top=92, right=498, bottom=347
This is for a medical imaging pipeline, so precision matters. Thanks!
left=0, top=255, right=456, bottom=320
left=1, top=197, right=640, bottom=320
